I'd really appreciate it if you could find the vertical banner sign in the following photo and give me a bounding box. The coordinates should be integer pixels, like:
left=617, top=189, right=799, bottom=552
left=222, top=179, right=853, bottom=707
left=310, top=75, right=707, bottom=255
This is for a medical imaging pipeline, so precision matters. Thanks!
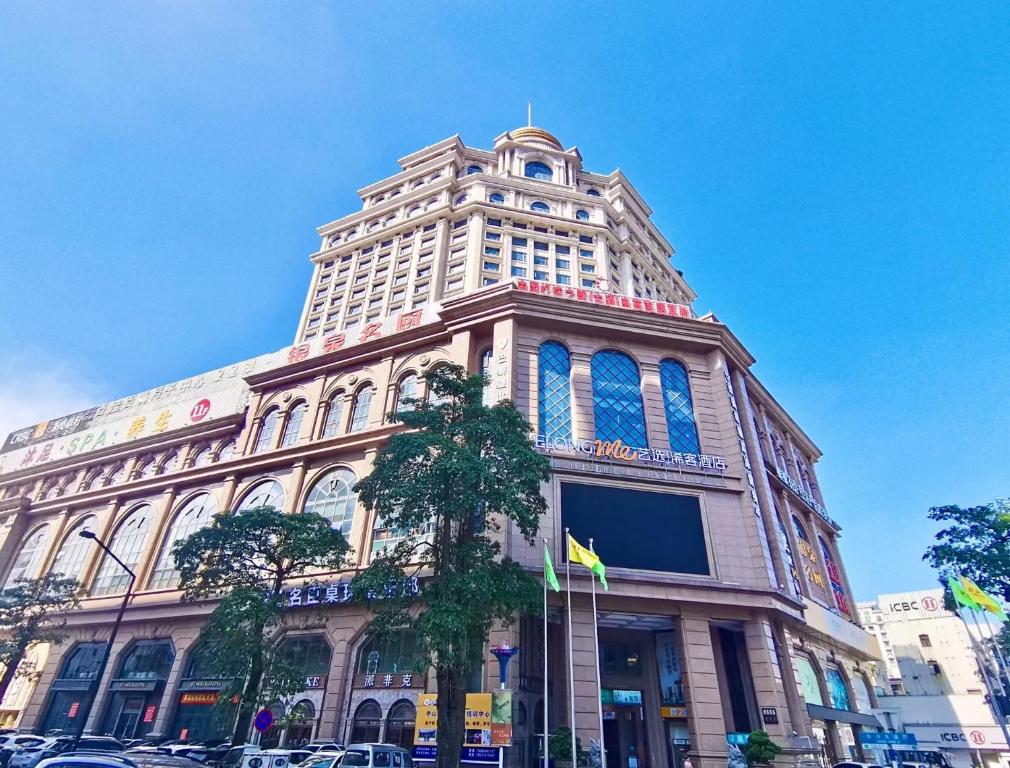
left=465, top=693, right=493, bottom=745
left=491, top=690, right=513, bottom=747
left=414, top=693, right=438, bottom=745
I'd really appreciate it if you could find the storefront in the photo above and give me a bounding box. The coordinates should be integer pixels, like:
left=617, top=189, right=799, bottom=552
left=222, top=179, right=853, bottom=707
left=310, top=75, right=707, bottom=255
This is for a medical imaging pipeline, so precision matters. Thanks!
left=167, top=646, right=237, bottom=742
left=100, top=640, right=175, bottom=740
left=39, top=642, right=107, bottom=735
left=259, top=634, right=332, bottom=748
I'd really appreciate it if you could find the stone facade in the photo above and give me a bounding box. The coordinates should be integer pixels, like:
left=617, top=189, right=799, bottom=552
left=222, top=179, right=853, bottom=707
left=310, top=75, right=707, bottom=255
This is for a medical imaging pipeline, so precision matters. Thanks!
left=0, top=126, right=880, bottom=768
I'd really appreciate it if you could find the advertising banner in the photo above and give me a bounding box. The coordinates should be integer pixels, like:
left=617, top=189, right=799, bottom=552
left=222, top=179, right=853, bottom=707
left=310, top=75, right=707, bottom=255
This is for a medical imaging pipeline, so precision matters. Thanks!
left=490, top=690, right=512, bottom=747
left=413, top=691, right=511, bottom=757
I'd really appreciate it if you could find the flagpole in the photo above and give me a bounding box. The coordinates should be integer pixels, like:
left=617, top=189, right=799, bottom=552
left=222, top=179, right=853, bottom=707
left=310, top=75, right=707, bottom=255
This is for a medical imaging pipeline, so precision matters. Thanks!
left=565, top=528, right=577, bottom=767
left=981, top=610, right=1009, bottom=684
left=544, top=538, right=550, bottom=768
left=959, top=607, right=1010, bottom=749
left=589, top=538, right=606, bottom=768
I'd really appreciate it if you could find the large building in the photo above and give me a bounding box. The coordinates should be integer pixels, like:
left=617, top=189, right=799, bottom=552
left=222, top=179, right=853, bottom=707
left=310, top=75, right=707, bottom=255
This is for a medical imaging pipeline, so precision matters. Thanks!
left=0, top=126, right=881, bottom=768
left=859, top=589, right=1008, bottom=768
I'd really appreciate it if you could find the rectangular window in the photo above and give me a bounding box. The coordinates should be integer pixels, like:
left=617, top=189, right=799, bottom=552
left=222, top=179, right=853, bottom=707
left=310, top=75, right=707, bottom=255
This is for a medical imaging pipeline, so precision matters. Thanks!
left=448, top=261, right=464, bottom=274
left=483, top=277, right=499, bottom=286
left=486, top=232, right=501, bottom=241
left=417, top=266, right=431, bottom=278
left=512, top=251, right=526, bottom=262
left=919, top=634, right=932, bottom=648
left=534, top=255, right=548, bottom=266
left=487, top=218, right=502, bottom=227
left=534, top=241, right=548, bottom=251
left=381, top=239, right=393, bottom=248
left=392, top=289, right=406, bottom=300
left=557, top=274, right=571, bottom=285
left=534, top=226, right=548, bottom=233
left=446, top=277, right=463, bottom=290
left=513, top=222, right=527, bottom=230
left=511, top=266, right=527, bottom=277
left=580, top=249, right=593, bottom=259
left=453, top=219, right=466, bottom=229
left=580, top=234, right=593, bottom=243
left=556, top=245, right=570, bottom=255
left=424, top=223, right=436, bottom=232
left=483, top=261, right=500, bottom=271
left=580, top=263, right=595, bottom=273
left=512, top=237, right=527, bottom=247
left=555, top=230, right=569, bottom=238
left=534, top=270, right=549, bottom=281
left=484, top=246, right=500, bottom=256
left=581, top=278, right=595, bottom=287
left=556, top=259, right=570, bottom=269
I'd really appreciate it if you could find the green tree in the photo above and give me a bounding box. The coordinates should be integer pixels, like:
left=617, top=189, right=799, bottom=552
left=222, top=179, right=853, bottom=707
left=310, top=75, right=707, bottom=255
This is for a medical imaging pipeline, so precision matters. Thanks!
left=173, top=506, right=350, bottom=744
left=924, top=499, right=1010, bottom=600
left=351, top=365, right=551, bottom=768
left=743, top=730, right=783, bottom=766
left=0, top=575, right=80, bottom=703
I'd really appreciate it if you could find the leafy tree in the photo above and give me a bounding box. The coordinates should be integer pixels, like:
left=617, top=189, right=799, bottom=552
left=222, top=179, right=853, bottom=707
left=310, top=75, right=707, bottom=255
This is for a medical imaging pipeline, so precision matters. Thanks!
left=351, top=365, right=551, bottom=768
left=924, top=500, right=1010, bottom=600
left=743, top=730, right=783, bottom=766
left=173, top=506, right=350, bottom=744
left=0, top=575, right=80, bottom=703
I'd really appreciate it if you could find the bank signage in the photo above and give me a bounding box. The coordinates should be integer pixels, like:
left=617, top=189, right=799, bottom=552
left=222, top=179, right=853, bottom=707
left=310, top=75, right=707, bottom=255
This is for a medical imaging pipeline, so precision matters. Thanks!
left=535, top=435, right=726, bottom=474
left=876, top=590, right=950, bottom=620
left=909, top=725, right=1007, bottom=749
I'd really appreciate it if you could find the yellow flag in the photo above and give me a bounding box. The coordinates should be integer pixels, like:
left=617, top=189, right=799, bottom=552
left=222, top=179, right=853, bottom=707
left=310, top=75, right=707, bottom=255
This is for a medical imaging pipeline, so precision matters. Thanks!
left=960, top=576, right=1008, bottom=620
left=567, top=533, right=608, bottom=590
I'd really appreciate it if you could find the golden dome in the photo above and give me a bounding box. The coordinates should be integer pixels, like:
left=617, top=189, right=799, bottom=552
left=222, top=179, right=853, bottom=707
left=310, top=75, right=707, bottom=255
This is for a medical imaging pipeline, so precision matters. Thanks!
left=509, top=126, right=563, bottom=150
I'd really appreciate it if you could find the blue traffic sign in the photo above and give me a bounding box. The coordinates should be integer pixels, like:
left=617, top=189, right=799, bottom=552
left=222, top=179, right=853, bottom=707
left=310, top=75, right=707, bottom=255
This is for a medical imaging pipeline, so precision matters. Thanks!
left=860, top=732, right=917, bottom=746
left=254, top=708, right=274, bottom=733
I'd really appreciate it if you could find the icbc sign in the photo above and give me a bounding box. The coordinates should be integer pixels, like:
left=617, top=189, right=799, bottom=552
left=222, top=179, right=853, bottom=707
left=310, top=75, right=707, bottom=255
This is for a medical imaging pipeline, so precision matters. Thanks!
left=190, top=399, right=211, bottom=422
left=890, top=596, right=942, bottom=613
left=921, top=595, right=940, bottom=611
left=970, top=730, right=986, bottom=745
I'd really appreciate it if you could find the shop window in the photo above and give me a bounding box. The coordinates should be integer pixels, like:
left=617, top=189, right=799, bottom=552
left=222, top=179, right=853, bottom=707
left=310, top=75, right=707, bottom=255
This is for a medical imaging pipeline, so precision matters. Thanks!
left=4, top=525, right=49, bottom=587
left=303, top=468, right=359, bottom=536
left=101, top=640, right=175, bottom=740
left=538, top=342, right=572, bottom=442
left=276, top=634, right=332, bottom=678
left=659, top=359, right=700, bottom=454
left=237, top=479, right=286, bottom=513
left=39, top=643, right=108, bottom=734
left=385, top=700, right=417, bottom=749
left=148, top=493, right=218, bottom=589
left=48, top=516, right=98, bottom=579
left=286, top=699, right=317, bottom=746
left=350, top=700, right=382, bottom=743
left=825, top=664, right=851, bottom=710
left=591, top=350, right=647, bottom=448
left=793, top=654, right=824, bottom=706
left=91, top=506, right=152, bottom=596
left=356, top=631, right=420, bottom=675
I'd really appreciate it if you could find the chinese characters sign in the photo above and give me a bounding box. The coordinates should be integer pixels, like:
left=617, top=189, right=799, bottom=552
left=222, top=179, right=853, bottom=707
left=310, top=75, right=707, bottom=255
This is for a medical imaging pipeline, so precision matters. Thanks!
left=535, top=435, right=726, bottom=474
left=514, top=279, right=692, bottom=320
left=281, top=576, right=419, bottom=608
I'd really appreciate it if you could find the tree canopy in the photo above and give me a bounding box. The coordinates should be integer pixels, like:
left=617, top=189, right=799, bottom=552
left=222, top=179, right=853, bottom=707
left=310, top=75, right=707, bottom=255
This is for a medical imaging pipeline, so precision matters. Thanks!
left=924, top=499, right=1010, bottom=601
left=173, top=506, right=350, bottom=743
left=351, top=364, right=551, bottom=768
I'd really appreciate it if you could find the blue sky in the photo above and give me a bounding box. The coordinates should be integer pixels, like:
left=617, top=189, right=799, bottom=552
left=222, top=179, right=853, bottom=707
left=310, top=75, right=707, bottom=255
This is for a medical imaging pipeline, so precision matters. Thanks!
left=1, top=2, right=1008, bottom=600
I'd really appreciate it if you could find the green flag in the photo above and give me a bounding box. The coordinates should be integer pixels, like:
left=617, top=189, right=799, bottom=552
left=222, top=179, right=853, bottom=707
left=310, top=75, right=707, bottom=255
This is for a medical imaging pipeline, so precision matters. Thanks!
left=544, top=543, right=561, bottom=592
left=948, top=576, right=982, bottom=611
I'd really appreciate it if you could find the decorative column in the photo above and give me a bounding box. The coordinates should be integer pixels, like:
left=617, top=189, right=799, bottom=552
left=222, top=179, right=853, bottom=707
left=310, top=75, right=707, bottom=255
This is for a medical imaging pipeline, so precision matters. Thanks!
left=679, top=613, right=728, bottom=768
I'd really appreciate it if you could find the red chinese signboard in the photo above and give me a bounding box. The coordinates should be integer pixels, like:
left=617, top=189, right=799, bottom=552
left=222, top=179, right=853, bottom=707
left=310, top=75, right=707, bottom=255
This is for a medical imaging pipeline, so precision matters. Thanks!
left=143, top=705, right=157, bottom=723
left=515, top=279, right=692, bottom=320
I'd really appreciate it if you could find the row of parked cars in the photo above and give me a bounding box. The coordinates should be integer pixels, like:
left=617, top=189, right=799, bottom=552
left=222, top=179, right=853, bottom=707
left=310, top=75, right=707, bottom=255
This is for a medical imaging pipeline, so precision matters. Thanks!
left=0, top=732, right=410, bottom=768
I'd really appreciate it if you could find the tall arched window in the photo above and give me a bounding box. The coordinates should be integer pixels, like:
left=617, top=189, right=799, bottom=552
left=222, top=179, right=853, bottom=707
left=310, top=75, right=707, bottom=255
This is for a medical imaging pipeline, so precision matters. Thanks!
left=591, top=351, right=647, bottom=447
left=280, top=402, right=307, bottom=448
left=49, top=516, right=98, bottom=580
left=659, top=359, right=700, bottom=454
left=350, top=700, right=381, bottom=743
left=254, top=408, right=280, bottom=453
left=819, top=535, right=852, bottom=617
left=480, top=348, right=493, bottom=405
left=350, top=387, right=373, bottom=432
left=91, top=505, right=152, bottom=596
left=426, top=366, right=450, bottom=407
left=385, top=700, right=417, bottom=749
left=825, top=664, right=851, bottom=710
left=774, top=506, right=802, bottom=596
left=321, top=391, right=345, bottom=438
left=538, top=342, right=572, bottom=442
left=4, top=526, right=50, bottom=587
left=237, top=480, right=286, bottom=513
left=148, top=494, right=218, bottom=589
left=793, top=654, right=824, bottom=705
left=524, top=161, right=552, bottom=181
left=530, top=201, right=550, bottom=213
left=396, top=374, right=418, bottom=414
left=304, top=468, right=358, bottom=535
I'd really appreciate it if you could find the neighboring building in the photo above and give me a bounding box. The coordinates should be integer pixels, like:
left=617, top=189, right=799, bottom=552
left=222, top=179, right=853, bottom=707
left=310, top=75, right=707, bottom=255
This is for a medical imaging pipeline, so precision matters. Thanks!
left=858, top=589, right=1007, bottom=768
left=0, top=126, right=881, bottom=768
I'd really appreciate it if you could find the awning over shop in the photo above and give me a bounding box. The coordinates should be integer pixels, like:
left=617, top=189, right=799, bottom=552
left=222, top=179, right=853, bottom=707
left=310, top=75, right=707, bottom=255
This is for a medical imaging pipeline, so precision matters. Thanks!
left=807, top=703, right=884, bottom=728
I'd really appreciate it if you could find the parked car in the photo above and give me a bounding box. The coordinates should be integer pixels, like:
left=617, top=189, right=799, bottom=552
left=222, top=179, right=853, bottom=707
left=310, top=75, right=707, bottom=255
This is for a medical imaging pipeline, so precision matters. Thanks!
left=36, top=754, right=201, bottom=768
left=1, top=737, right=51, bottom=768
left=298, top=747, right=343, bottom=757
left=219, top=745, right=261, bottom=768
left=12, top=736, right=125, bottom=768
left=298, top=754, right=342, bottom=768
left=339, top=745, right=411, bottom=768
left=832, top=763, right=884, bottom=768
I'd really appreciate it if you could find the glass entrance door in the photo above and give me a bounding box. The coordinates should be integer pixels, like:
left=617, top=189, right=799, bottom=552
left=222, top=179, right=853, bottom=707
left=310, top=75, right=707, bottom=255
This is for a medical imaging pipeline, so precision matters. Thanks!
left=602, top=700, right=649, bottom=768
left=111, top=696, right=145, bottom=739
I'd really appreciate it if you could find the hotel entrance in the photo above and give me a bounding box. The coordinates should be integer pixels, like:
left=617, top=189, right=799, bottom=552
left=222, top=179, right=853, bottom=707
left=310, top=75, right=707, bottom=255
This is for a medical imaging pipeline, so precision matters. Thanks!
left=602, top=690, right=647, bottom=768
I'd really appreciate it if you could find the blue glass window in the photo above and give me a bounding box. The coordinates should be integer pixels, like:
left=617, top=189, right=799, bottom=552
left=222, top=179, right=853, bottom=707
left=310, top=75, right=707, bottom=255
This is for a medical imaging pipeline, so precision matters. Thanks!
left=576, top=209, right=589, bottom=221
left=466, top=165, right=482, bottom=175
left=586, top=188, right=601, bottom=197
left=489, top=192, right=505, bottom=203
left=525, top=161, right=552, bottom=180
left=538, top=342, right=572, bottom=442
left=591, top=351, right=647, bottom=447
left=454, top=194, right=467, bottom=205
left=825, top=666, right=851, bottom=710
left=659, top=359, right=700, bottom=454
left=530, top=201, right=550, bottom=213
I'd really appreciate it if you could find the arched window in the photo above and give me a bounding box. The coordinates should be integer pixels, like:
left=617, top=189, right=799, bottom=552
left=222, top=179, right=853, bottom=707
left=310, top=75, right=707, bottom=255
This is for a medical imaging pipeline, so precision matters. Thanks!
left=407, top=205, right=421, bottom=218
left=4, top=526, right=50, bottom=587
left=39, top=642, right=107, bottom=734
left=280, top=402, right=307, bottom=448
left=350, top=700, right=381, bottom=743
left=160, top=451, right=179, bottom=474
left=659, top=359, right=700, bottom=454
left=137, top=458, right=157, bottom=480
left=350, top=387, right=373, bottom=432
left=466, top=165, right=482, bottom=175
left=254, top=408, right=280, bottom=453
left=793, top=654, right=824, bottom=705
left=81, top=469, right=103, bottom=492
left=454, top=194, right=468, bottom=206
left=819, top=535, right=852, bottom=617
left=237, top=480, right=286, bottom=513
left=575, top=209, right=589, bottom=221
left=304, top=468, right=358, bottom=535
left=356, top=631, right=419, bottom=675
left=148, top=494, right=218, bottom=589
left=538, top=342, right=572, bottom=442
left=104, top=464, right=125, bottom=486
left=371, top=512, right=435, bottom=562
left=91, top=505, right=152, bottom=596
left=276, top=634, right=332, bottom=678
left=385, top=700, right=417, bottom=749
left=524, top=161, right=552, bottom=181
left=118, top=639, right=175, bottom=680
left=425, top=365, right=451, bottom=407
left=49, top=515, right=98, bottom=580
left=489, top=192, right=505, bottom=204
left=321, top=391, right=345, bottom=438
left=530, top=201, right=550, bottom=213
left=480, top=347, right=493, bottom=405
left=586, top=188, right=601, bottom=197
left=792, top=515, right=811, bottom=543
left=591, top=351, right=647, bottom=447
left=217, top=440, right=236, bottom=462
left=396, top=374, right=418, bottom=414
left=774, top=506, right=802, bottom=597
left=853, top=674, right=874, bottom=713
left=825, top=664, right=851, bottom=710
left=191, top=445, right=213, bottom=468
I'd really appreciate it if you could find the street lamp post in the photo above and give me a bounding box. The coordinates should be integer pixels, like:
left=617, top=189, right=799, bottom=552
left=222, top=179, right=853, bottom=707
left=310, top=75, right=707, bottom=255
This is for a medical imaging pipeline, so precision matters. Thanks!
left=71, top=530, right=136, bottom=749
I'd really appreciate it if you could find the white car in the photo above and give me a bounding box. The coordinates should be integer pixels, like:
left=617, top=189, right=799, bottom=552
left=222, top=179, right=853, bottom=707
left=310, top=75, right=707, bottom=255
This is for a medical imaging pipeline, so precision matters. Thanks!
left=11, top=736, right=125, bottom=768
